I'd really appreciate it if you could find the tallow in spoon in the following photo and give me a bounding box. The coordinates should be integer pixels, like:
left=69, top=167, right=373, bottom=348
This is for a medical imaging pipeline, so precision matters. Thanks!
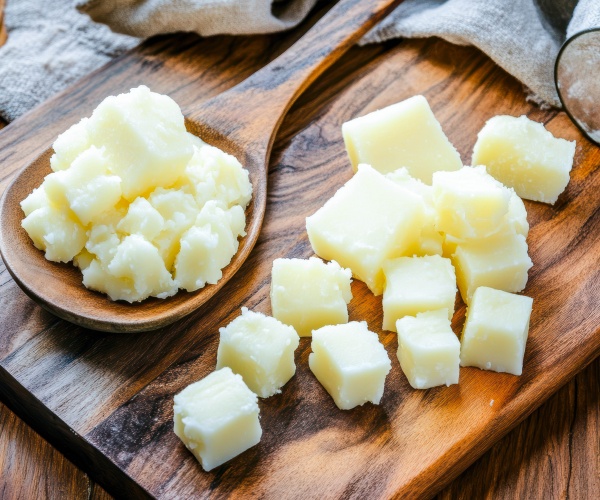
left=0, top=0, right=403, bottom=332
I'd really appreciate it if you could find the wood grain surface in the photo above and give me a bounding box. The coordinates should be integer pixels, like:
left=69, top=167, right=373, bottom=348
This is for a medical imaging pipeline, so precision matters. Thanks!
left=0, top=0, right=404, bottom=333
left=0, top=9, right=598, bottom=500
left=1, top=359, right=597, bottom=499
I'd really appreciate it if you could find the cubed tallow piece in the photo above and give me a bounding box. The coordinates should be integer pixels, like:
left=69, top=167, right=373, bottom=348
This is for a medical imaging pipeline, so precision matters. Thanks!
left=306, top=164, right=425, bottom=295
left=270, top=257, right=352, bottom=337
left=432, top=165, right=511, bottom=240
left=309, top=322, right=391, bottom=410
left=342, top=95, right=462, bottom=183
left=441, top=188, right=529, bottom=259
left=460, top=287, right=533, bottom=375
left=452, top=232, right=533, bottom=304
left=216, top=308, right=299, bottom=398
left=472, top=115, right=575, bottom=204
left=396, top=310, right=460, bottom=389
left=173, top=367, right=262, bottom=471
left=386, top=167, right=444, bottom=256
left=382, top=255, right=456, bottom=332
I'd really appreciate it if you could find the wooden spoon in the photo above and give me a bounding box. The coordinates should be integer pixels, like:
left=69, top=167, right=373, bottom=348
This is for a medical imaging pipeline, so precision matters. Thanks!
left=0, top=0, right=403, bottom=332
left=0, top=0, right=7, bottom=47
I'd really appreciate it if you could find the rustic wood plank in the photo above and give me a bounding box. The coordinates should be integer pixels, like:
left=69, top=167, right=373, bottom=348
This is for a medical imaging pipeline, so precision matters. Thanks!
left=0, top=402, right=89, bottom=499
left=437, top=357, right=600, bottom=499
left=0, top=0, right=404, bottom=333
left=0, top=399, right=113, bottom=500
left=0, top=22, right=598, bottom=500
left=1, top=358, right=597, bottom=499
left=90, top=483, right=113, bottom=500
left=567, top=359, right=600, bottom=499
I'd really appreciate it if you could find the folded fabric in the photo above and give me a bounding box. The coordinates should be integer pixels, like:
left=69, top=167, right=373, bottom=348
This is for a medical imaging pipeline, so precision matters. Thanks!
left=79, top=0, right=600, bottom=108
left=0, top=0, right=137, bottom=122
left=1, top=0, right=599, bottom=123
left=360, top=0, right=600, bottom=107
left=78, top=0, right=320, bottom=38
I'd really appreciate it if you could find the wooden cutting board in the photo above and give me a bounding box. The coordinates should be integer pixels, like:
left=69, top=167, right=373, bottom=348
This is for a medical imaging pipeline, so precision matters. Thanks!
left=0, top=13, right=599, bottom=500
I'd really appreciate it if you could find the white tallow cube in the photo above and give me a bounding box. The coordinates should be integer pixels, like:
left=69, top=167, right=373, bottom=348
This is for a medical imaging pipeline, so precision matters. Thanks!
left=309, top=321, right=391, bottom=410
left=382, top=255, right=457, bottom=332
left=306, top=164, right=424, bottom=295
left=396, top=309, right=460, bottom=389
left=433, top=166, right=511, bottom=240
left=173, top=367, right=262, bottom=471
left=460, top=287, right=533, bottom=375
left=386, top=167, right=444, bottom=256
left=417, top=227, right=445, bottom=257
left=442, top=189, right=529, bottom=258
left=216, top=308, right=299, bottom=398
left=442, top=234, right=462, bottom=260
left=504, top=188, right=529, bottom=237
left=472, top=115, right=576, bottom=204
left=342, top=95, right=462, bottom=183
left=452, top=232, right=533, bottom=304
left=270, top=257, right=352, bottom=337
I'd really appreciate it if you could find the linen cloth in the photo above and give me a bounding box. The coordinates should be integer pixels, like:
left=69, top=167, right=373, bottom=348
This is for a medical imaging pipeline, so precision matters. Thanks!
left=360, top=0, right=600, bottom=107
left=0, top=0, right=599, bottom=122
left=0, top=0, right=137, bottom=122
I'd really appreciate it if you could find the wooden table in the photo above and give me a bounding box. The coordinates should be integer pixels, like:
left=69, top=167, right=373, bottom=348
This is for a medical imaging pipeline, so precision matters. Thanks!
left=0, top=8, right=598, bottom=499
left=0, top=356, right=597, bottom=498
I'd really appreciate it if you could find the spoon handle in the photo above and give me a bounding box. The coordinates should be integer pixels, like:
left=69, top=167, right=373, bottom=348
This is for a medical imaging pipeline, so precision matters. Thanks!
left=193, top=0, right=403, bottom=149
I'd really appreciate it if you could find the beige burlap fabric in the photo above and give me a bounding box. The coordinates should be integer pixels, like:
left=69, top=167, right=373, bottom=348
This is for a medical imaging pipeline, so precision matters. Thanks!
left=0, top=0, right=598, bottom=122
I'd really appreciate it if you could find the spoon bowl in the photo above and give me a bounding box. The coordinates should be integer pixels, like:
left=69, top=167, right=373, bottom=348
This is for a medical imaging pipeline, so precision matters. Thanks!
left=0, top=138, right=264, bottom=333
left=0, top=0, right=403, bottom=332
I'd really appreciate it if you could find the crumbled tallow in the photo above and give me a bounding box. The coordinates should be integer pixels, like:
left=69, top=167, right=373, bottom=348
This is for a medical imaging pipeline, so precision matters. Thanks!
left=174, top=201, right=246, bottom=291
left=44, top=146, right=122, bottom=226
left=21, top=204, right=87, bottom=263
left=21, top=86, right=252, bottom=302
